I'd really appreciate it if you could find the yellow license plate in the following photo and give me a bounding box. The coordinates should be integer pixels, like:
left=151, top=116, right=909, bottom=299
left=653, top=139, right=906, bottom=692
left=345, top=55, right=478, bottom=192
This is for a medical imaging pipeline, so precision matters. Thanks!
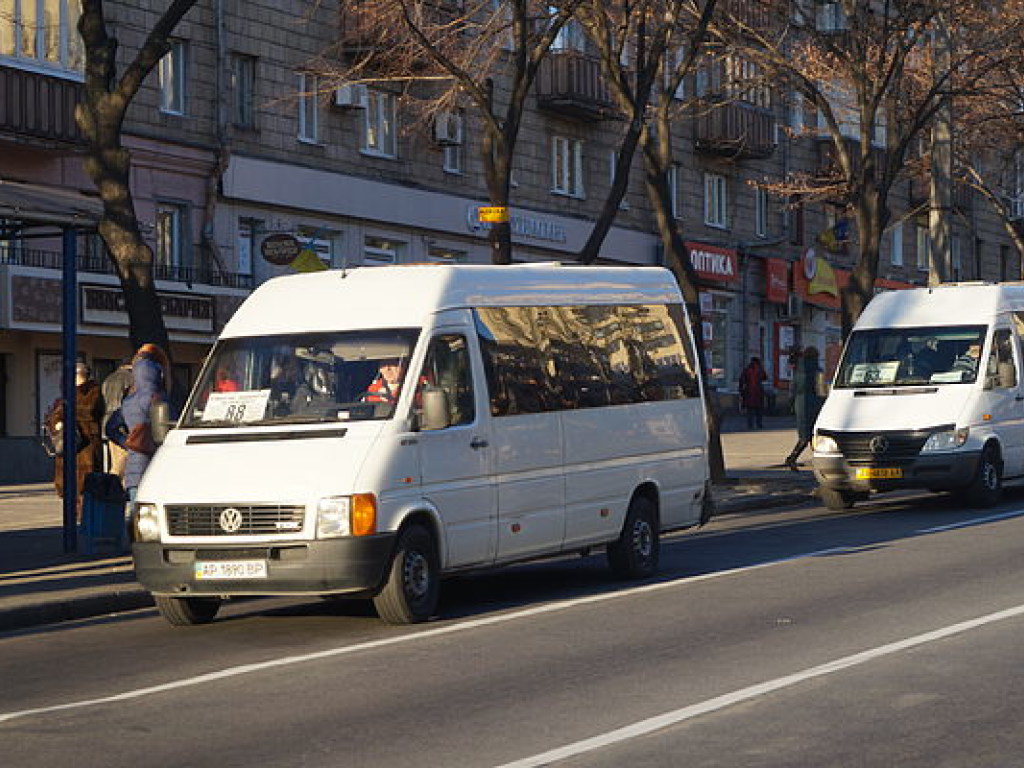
left=855, top=467, right=903, bottom=480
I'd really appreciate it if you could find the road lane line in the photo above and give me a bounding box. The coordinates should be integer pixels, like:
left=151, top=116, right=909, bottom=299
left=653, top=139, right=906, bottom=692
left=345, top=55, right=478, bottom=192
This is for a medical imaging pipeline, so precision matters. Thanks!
left=495, top=604, right=1024, bottom=768
left=916, top=507, right=1024, bottom=534
left=0, top=524, right=1016, bottom=727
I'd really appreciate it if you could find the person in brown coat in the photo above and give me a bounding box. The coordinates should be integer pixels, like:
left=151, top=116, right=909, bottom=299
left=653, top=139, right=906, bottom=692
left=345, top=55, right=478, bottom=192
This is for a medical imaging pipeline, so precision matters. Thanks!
left=44, top=361, right=105, bottom=520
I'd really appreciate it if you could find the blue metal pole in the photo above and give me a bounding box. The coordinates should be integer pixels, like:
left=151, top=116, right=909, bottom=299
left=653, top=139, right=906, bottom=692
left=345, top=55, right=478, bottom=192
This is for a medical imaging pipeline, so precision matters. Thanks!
left=61, top=227, right=78, bottom=553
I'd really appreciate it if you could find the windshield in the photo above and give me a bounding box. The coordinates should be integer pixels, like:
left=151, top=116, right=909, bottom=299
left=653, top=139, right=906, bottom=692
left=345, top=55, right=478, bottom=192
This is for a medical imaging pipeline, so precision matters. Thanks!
left=834, top=325, right=987, bottom=388
left=182, top=329, right=419, bottom=427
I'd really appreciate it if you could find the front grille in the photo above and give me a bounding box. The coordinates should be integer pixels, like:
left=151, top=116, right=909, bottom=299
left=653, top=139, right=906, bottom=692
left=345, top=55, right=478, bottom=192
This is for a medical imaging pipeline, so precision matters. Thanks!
left=166, top=504, right=306, bottom=536
left=828, top=430, right=931, bottom=463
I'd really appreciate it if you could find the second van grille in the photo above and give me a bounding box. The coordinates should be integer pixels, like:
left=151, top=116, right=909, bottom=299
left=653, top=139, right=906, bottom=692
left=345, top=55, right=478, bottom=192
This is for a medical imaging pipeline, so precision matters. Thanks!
left=166, top=505, right=305, bottom=536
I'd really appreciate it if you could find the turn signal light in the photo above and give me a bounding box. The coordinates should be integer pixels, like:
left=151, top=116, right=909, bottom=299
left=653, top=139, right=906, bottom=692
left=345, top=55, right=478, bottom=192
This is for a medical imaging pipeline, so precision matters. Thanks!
left=351, top=493, right=377, bottom=537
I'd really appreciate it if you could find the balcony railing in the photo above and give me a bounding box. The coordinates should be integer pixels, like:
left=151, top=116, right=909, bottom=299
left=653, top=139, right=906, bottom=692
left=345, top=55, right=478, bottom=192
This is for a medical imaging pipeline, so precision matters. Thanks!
left=0, top=66, right=83, bottom=146
left=0, top=244, right=255, bottom=290
left=693, top=101, right=775, bottom=159
left=535, top=51, right=616, bottom=120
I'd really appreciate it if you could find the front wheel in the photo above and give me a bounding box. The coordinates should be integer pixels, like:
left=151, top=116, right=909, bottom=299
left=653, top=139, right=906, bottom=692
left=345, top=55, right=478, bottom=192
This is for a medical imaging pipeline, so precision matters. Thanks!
left=154, top=595, right=221, bottom=626
left=961, top=445, right=1002, bottom=508
left=818, top=486, right=858, bottom=512
left=373, top=524, right=439, bottom=624
left=607, top=496, right=659, bottom=579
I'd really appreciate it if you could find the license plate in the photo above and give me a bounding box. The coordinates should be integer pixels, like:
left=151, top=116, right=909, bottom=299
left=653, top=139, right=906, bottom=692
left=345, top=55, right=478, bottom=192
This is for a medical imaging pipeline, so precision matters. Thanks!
left=855, top=467, right=903, bottom=480
left=194, top=560, right=268, bottom=580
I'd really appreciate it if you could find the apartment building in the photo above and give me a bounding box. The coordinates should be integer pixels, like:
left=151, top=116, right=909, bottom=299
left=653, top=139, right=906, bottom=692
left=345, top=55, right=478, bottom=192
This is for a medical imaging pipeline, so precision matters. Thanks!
left=0, top=0, right=1019, bottom=479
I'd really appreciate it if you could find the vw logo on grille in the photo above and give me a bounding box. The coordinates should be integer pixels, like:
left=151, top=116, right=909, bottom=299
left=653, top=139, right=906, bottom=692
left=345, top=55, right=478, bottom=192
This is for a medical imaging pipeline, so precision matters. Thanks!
left=869, top=436, right=889, bottom=455
left=219, top=507, right=244, bottom=533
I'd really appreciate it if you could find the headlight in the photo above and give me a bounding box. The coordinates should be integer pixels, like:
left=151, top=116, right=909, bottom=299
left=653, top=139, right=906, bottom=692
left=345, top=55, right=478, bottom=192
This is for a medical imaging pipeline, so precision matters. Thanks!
left=922, top=427, right=969, bottom=453
left=316, top=494, right=377, bottom=538
left=135, top=503, right=161, bottom=542
left=812, top=434, right=840, bottom=454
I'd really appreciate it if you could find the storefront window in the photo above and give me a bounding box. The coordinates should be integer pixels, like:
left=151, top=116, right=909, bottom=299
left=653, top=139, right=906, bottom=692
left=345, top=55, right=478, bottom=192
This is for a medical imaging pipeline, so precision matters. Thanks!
left=704, top=292, right=734, bottom=388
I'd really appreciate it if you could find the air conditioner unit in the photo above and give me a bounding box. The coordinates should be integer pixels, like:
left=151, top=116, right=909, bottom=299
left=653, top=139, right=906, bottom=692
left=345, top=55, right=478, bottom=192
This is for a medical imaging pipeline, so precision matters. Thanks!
left=335, top=83, right=368, bottom=108
left=433, top=111, right=463, bottom=145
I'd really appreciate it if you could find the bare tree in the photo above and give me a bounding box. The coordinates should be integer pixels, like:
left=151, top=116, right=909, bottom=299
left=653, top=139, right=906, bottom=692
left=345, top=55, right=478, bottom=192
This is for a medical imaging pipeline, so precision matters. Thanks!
left=328, top=0, right=582, bottom=264
left=76, top=0, right=202, bottom=352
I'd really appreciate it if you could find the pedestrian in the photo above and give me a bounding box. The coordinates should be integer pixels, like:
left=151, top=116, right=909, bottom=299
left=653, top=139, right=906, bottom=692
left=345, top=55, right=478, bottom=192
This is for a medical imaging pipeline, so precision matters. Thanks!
left=738, top=356, right=767, bottom=429
left=100, top=357, right=133, bottom=479
left=785, top=345, right=825, bottom=470
left=44, top=359, right=105, bottom=521
left=105, top=343, right=172, bottom=502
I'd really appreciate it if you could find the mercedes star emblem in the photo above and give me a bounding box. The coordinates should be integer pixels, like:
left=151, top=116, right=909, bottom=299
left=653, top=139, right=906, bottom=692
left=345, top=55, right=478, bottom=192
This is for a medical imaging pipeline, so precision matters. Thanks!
left=869, top=436, right=889, bottom=455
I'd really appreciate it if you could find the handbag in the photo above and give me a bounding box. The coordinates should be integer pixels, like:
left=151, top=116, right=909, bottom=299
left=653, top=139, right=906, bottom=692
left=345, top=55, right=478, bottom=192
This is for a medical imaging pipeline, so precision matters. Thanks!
left=125, top=422, right=156, bottom=456
left=41, top=417, right=87, bottom=458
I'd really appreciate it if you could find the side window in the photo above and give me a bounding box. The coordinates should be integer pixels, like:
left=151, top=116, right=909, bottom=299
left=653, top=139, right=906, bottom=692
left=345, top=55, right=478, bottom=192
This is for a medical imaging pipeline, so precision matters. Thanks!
left=989, top=329, right=1017, bottom=390
left=417, top=334, right=475, bottom=426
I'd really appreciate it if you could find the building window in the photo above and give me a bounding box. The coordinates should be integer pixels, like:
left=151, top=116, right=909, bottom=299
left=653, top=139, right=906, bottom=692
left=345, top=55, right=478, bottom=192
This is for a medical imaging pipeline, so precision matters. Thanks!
left=755, top=187, right=768, bottom=237
left=552, top=136, right=584, bottom=198
left=703, top=172, right=728, bottom=228
left=0, top=0, right=83, bottom=72
left=159, top=39, right=187, bottom=115
left=236, top=219, right=259, bottom=277
left=155, top=203, right=188, bottom=274
left=298, top=72, right=319, bottom=143
left=427, top=245, right=467, bottom=263
left=297, top=227, right=335, bottom=268
left=362, top=89, right=397, bottom=157
left=669, top=164, right=682, bottom=219
left=916, top=226, right=930, bottom=271
left=441, top=110, right=464, bottom=174
left=363, top=235, right=403, bottom=265
left=231, top=54, right=256, bottom=129
left=890, top=221, right=903, bottom=267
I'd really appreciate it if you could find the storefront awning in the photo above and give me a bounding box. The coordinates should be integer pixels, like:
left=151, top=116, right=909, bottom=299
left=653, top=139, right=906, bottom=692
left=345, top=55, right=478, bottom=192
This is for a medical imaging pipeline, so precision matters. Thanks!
left=0, top=178, right=102, bottom=230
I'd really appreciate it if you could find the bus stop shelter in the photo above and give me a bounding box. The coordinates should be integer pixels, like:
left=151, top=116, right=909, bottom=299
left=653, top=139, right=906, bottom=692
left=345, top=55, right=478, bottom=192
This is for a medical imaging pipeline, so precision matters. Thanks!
left=0, top=177, right=104, bottom=552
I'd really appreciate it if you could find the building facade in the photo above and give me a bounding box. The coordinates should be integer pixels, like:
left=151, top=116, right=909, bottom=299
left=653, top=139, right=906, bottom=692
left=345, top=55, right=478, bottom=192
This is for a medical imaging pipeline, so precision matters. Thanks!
left=0, top=0, right=1020, bottom=479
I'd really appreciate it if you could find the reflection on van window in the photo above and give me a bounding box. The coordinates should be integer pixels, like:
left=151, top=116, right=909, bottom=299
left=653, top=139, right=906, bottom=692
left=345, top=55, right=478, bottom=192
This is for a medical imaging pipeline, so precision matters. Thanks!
left=181, top=330, right=418, bottom=427
left=474, top=303, right=699, bottom=416
left=835, top=325, right=986, bottom=388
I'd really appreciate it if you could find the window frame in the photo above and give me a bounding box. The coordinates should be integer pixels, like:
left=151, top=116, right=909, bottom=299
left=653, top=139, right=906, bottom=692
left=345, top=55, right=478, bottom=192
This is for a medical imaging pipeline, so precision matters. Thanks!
left=155, top=202, right=188, bottom=273
left=232, top=53, right=257, bottom=129
left=298, top=72, right=319, bottom=143
left=551, top=135, right=585, bottom=198
left=703, top=172, right=728, bottom=229
left=0, top=0, right=83, bottom=75
left=159, top=39, right=188, bottom=115
left=362, top=89, right=398, bottom=158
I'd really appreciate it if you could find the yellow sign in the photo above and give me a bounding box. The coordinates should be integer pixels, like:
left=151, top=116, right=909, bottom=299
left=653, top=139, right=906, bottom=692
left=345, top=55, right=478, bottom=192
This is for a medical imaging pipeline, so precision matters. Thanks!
left=808, top=256, right=839, bottom=297
left=291, top=248, right=329, bottom=273
left=478, top=206, right=509, bottom=224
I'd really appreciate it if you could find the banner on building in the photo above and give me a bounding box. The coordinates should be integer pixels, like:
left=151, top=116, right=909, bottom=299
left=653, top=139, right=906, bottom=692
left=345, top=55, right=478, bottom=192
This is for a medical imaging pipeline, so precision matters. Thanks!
left=686, top=242, right=738, bottom=284
left=765, top=258, right=789, bottom=304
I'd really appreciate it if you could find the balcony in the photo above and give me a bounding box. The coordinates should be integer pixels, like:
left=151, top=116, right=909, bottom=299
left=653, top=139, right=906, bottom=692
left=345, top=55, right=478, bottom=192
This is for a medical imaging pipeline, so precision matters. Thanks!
left=535, top=51, right=617, bottom=120
left=0, top=244, right=255, bottom=290
left=908, top=174, right=973, bottom=213
left=693, top=101, right=775, bottom=159
left=0, top=66, right=83, bottom=146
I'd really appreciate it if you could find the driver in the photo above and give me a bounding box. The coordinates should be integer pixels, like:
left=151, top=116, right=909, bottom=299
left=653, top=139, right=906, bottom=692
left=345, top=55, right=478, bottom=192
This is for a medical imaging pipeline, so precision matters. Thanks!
left=364, top=358, right=404, bottom=403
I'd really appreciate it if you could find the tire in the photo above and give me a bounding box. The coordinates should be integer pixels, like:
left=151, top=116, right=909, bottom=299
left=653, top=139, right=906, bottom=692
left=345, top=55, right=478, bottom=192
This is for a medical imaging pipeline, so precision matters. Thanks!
left=154, top=595, right=221, bottom=626
left=607, top=496, right=659, bottom=579
left=818, top=486, right=858, bottom=512
left=962, top=445, right=1002, bottom=508
left=373, top=524, right=439, bottom=625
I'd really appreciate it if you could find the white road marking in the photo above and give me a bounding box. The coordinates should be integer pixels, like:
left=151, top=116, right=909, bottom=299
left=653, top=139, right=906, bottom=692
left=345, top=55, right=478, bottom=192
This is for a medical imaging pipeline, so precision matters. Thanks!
left=916, top=507, right=1024, bottom=534
left=0, top=510, right=1020, bottom=727
left=495, top=604, right=1024, bottom=768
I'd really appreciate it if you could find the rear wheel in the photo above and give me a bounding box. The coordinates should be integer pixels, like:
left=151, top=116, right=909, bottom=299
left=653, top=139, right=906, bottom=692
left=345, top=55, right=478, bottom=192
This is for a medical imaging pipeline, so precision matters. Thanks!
left=818, top=486, right=858, bottom=512
left=154, top=595, right=221, bottom=626
left=373, top=524, right=439, bottom=624
left=962, top=444, right=1002, bottom=508
left=607, top=496, right=659, bottom=579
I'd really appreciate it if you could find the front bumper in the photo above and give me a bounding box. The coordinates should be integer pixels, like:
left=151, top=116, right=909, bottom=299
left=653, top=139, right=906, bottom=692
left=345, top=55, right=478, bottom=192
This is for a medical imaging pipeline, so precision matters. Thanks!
left=813, top=450, right=982, bottom=493
left=133, top=534, right=397, bottom=597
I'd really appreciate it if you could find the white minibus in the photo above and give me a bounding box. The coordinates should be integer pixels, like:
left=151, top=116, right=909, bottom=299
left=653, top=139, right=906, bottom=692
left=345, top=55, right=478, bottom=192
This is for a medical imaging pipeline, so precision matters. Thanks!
left=813, top=282, right=1024, bottom=511
left=133, top=264, right=712, bottom=625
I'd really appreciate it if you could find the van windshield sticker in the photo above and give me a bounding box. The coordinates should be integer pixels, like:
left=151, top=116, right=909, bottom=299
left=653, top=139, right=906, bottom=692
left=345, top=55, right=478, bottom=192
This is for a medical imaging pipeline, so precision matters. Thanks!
left=848, top=361, right=899, bottom=385
left=202, top=390, right=272, bottom=423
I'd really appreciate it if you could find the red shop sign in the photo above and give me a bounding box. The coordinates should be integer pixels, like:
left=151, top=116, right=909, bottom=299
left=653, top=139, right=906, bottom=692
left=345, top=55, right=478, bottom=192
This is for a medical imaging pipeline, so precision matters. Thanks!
left=686, top=242, right=739, bottom=284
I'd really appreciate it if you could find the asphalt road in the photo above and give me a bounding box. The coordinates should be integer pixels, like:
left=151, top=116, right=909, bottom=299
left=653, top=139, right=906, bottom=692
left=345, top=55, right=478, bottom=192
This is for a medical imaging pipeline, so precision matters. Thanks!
left=3, top=489, right=1024, bottom=767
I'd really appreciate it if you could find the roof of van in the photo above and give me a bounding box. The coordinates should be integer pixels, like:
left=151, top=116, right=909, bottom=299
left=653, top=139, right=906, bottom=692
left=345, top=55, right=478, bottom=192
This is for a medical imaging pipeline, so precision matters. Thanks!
left=857, top=282, right=1024, bottom=329
left=220, top=263, right=683, bottom=338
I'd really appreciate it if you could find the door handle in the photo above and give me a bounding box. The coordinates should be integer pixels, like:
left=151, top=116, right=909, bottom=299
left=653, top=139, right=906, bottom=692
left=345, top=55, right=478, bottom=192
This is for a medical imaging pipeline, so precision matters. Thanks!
left=470, top=437, right=489, bottom=449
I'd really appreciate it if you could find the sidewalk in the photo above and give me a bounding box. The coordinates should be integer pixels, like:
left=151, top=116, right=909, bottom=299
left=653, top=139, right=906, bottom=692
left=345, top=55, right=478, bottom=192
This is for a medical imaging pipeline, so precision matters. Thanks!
left=0, top=415, right=815, bottom=631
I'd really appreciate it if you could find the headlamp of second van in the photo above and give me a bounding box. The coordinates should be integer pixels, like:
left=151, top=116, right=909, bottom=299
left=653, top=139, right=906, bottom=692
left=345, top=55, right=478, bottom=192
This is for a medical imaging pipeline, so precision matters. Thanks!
left=135, top=504, right=161, bottom=542
left=812, top=434, right=839, bottom=454
left=316, top=494, right=377, bottom=538
left=922, top=427, right=969, bottom=453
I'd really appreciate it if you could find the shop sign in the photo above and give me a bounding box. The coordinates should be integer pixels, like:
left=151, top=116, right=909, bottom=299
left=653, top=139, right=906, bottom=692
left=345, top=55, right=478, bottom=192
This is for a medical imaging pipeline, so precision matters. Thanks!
left=765, top=258, right=789, bottom=304
left=686, top=242, right=738, bottom=284
left=80, top=284, right=214, bottom=333
left=260, top=233, right=301, bottom=266
left=466, top=205, right=567, bottom=243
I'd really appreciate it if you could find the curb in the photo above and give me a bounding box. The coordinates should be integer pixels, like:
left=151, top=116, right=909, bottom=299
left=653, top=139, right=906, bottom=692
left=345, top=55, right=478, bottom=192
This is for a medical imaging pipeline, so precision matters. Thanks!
left=0, top=589, right=153, bottom=633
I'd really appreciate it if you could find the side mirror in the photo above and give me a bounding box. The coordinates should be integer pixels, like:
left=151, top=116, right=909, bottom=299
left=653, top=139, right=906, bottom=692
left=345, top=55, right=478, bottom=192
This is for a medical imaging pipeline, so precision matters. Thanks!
left=150, top=400, right=174, bottom=446
left=420, top=387, right=451, bottom=431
